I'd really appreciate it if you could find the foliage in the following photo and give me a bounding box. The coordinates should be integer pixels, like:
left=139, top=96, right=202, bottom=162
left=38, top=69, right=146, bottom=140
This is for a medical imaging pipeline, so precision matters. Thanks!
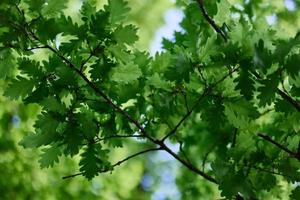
left=1, top=0, right=300, bottom=199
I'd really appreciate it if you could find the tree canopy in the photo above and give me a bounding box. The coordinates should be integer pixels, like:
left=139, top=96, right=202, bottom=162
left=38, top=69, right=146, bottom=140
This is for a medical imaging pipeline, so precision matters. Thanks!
left=1, top=0, right=300, bottom=199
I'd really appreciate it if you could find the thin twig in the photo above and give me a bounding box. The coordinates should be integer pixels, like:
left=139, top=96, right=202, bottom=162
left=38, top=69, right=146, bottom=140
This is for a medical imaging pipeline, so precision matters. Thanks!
left=62, top=147, right=163, bottom=179
left=249, top=165, right=299, bottom=180
left=162, top=66, right=240, bottom=142
left=202, top=140, right=219, bottom=171
left=197, top=65, right=208, bottom=88
left=257, top=133, right=300, bottom=161
left=174, top=135, right=192, bottom=165
left=80, top=43, right=102, bottom=72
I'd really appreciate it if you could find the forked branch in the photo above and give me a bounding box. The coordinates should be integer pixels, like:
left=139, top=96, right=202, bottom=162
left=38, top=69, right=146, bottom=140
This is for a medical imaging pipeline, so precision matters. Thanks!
left=162, top=66, right=240, bottom=142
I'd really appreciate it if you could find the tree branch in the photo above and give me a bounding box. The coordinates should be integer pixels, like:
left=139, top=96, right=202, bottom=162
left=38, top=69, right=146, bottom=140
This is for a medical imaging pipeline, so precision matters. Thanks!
left=162, top=66, right=239, bottom=142
left=62, top=147, right=163, bottom=179
left=242, top=164, right=299, bottom=181
left=79, top=43, right=102, bottom=72
left=196, top=0, right=228, bottom=41
left=277, top=89, right=300, bottom=112
left=257, top=133, right=300, bottom=161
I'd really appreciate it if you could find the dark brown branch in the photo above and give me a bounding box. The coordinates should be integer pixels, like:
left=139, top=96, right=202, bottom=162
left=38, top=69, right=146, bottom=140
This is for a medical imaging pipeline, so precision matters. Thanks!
left=196, top=0, right=228, bottom=41
left=62, top=147, right=163, bottom=179
left=162, top=66, right=239, bottom=142
left=257, top=133, right=300, bottom=161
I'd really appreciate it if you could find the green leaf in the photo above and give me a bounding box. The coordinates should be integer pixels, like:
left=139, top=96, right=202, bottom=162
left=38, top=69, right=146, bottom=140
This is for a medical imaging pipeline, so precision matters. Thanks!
left=254, top=39, right=273, bottom=70
left=18, top=58, right=42, bottom=77
left=214, top=0, right=231, bottom=24
left=164, top=46, right=193, bottom=83
left=250, top=172, right=277, bottom=191
left=113, top=25, right=138, bottom=45
left=24, top=0, right=45, bottom=11
left=39, top=145, right=62, bottom=168
left=275, top=99, right=295, bottom=114
left=89, top=10, right=110, bottom=39
left=147, top=73, right=174, bottom=91
left=0, top=49, right=15, bottom=78
left=285, top=54, right=300, bottom=79
left=4, top=76, right=35, bottom=100
left=224, top=99, right=258, bottom=129
left=290, top=186, right=300, bottom=200
left=80, top=1, right=96, bottom=20
left=41, top=0, right=68, bottom=17
left=257, top=74, right=279, bottom=106
left=79, top=145, right=110, bottom=180
left=274, top=33, right=300, bottom=63
left=108, top=44, right=134, bottom=63
left=19, top=132, right=40, bottom=148
left=104, top=0, right=130, bottom=25
left=111, top=62, right=142, bottom=84
left=63, top=123, right=83, bottom=156
left=234, top=69, right=255, bottom=100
